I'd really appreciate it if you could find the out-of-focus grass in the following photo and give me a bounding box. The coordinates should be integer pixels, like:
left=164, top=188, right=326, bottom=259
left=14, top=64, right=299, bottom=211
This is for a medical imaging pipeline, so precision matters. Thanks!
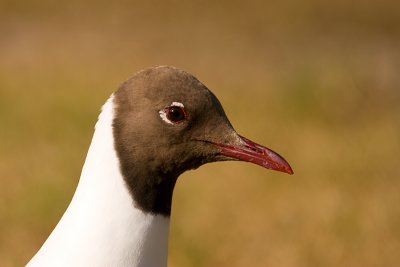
left=1, top=0, right=399, bottom=266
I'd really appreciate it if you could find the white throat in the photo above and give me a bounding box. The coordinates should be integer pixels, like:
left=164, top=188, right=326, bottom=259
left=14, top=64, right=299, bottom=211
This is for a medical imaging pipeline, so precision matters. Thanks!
left=27, top=96, right=170, bottom=267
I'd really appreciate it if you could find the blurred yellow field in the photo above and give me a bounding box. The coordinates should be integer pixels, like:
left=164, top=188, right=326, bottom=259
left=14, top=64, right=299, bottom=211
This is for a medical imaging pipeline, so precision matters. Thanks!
left=1, top=1, right=399, bottom=266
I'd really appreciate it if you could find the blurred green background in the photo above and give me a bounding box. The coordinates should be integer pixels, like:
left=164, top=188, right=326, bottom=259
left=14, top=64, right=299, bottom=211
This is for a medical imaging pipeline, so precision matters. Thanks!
left=1, top=0, right=399, bottom=266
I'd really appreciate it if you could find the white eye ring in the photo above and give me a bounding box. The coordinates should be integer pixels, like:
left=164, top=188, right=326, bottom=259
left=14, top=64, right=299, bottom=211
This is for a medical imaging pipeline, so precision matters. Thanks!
left=159, top=102, right=186, bottom=125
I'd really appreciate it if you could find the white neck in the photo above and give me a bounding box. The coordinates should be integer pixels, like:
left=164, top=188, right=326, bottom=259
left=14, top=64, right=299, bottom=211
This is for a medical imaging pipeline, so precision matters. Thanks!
left=27, top=96, right=170, bottom=267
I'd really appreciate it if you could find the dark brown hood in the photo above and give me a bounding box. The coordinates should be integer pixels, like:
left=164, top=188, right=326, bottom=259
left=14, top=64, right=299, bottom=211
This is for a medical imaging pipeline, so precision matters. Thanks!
left=112, top=66, right=293, bottom=217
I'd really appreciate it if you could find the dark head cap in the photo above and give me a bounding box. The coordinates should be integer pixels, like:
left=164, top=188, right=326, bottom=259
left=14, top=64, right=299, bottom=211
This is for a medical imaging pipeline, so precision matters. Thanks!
left=113, top=66, right=293, bottom=216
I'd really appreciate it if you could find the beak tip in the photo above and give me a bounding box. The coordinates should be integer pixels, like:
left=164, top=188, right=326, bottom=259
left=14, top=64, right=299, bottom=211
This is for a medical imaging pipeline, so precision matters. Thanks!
left=275, top=161, right=294, bottom=175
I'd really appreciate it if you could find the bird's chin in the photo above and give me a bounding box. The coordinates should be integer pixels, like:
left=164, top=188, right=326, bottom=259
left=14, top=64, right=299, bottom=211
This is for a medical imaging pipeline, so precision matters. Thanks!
left=209, top=135, right=293, bottom=175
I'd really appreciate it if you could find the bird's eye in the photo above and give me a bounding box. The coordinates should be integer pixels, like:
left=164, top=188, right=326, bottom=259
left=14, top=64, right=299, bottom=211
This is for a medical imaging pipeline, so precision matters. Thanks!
left=159, top=102, right=188, bottom=125
left=165, top=106, right=187, bottom=123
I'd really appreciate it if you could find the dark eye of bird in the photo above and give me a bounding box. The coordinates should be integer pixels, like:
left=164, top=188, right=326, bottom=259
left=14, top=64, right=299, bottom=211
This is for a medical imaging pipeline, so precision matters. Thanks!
left=166, top=106, right=187, bottom=123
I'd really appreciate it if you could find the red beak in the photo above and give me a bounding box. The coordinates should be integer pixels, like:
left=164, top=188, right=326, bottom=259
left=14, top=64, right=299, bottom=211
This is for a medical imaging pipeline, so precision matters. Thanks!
left=215, top=135, right=294, bottom=175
